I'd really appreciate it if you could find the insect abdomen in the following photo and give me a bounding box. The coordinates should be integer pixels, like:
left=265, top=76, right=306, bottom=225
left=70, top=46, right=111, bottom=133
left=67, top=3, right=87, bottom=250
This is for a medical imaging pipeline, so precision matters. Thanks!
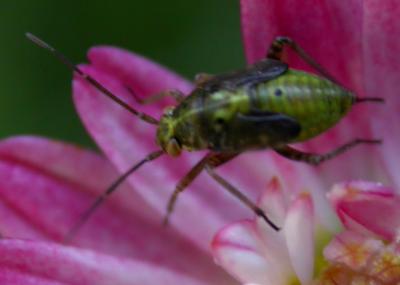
left=253, top=69, right=354, bottom=141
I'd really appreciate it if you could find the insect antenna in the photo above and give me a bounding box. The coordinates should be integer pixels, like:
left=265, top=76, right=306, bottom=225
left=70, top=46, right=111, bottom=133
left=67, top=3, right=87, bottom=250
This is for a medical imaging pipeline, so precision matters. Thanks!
left=64, top=149, right=164, bottom=243
left=25, top=32, right=159, bottom=125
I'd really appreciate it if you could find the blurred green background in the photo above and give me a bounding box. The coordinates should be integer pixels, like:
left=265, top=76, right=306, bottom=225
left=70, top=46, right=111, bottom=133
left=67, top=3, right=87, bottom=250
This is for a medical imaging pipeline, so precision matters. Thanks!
left=0, top=0, right=243, bottom=148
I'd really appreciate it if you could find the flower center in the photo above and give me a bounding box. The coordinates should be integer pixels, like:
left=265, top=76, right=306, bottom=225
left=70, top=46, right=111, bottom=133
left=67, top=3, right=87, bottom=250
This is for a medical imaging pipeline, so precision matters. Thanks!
left=318, top=240, right=400, bottom=284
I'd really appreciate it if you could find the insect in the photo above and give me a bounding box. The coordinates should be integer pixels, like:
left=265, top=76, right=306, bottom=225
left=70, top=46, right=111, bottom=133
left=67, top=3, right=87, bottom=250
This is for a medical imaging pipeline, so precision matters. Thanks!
left=26, top=33, right=383, bottom=240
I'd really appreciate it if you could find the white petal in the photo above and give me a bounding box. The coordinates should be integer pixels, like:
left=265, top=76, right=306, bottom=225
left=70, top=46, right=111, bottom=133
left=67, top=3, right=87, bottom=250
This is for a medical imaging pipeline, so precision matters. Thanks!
left=284, top=193, right=315, bottom=285
left=258, top=177, right=287, bottom=226
left=212, top=220, right=294, bottom=285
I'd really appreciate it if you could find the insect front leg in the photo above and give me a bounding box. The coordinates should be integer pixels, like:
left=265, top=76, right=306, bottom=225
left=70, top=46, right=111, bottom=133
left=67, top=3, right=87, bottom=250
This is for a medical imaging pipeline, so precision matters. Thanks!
left=205, top=165, right=280, bottom=231
left=64, top=150, right=164, bottom=242
left=274, top=139, right=382, bottom=166
left=163, top=152, right=237, bottom=225
left=126, top=86, right=185, bottom=105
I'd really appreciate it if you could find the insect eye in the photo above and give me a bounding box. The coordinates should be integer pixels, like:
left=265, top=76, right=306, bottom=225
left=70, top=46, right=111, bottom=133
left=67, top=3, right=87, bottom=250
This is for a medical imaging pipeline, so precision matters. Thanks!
left=166, top=138, right=182, bottom=157
left=274, top=88, right=283, bottom=96
left=163, top=107, right=175, bottom=116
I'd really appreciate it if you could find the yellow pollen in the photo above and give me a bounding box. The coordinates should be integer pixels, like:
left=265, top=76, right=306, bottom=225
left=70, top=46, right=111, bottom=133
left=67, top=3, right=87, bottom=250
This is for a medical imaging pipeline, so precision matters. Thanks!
left=368, top=249, right=400, bottom=283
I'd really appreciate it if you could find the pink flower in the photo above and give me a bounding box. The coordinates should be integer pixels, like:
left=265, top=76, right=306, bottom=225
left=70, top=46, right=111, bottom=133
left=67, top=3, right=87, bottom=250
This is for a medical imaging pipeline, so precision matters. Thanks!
left=322, top=182, right=400, bottom=284
left=1, top=0, right=399, bottom=284
left=212, top=180, right=400, bottom=284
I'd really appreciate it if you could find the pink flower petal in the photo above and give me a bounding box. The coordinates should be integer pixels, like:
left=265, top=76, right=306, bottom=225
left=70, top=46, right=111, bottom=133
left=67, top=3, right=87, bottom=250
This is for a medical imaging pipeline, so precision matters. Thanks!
left=0, top=239, right=208, bottom=285
left=0, top=135, right=153, bottom=218
left=0, top=267, right=65, bottom=285
left=240, top=0, right=278, bottom=65
left=284, top=193, right=314, bottom=285
left=212, top=221, right=294, bottom=285
left=364, top=0, right=400, bottom=189
left=0, top=136, right=232, bottom=283
left=328, top=181, right=400, bottom=241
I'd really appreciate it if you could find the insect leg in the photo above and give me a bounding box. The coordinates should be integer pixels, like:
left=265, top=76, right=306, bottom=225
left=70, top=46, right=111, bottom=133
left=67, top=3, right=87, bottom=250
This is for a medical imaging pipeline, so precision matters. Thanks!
left=274, top=139, right=382, bottom=166
left=125, top=86, right=185, bottom=105
left=266, top=36, right=338, bottom=84
left=64, top=149, right=164, bottom=242
left=205, top=165, right=280, bottom=231
left=163, top=152, right=237, bottom=225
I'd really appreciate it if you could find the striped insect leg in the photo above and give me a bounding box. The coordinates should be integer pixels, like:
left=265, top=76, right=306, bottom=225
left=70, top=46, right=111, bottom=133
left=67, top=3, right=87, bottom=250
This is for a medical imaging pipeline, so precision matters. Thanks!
left=274, top=139, right=382, bottom=166
left=163, top=152, right=237, bottom=225
left=266, top=36, right=337, bottom=83
left=205, top=165, right=280, bottom=231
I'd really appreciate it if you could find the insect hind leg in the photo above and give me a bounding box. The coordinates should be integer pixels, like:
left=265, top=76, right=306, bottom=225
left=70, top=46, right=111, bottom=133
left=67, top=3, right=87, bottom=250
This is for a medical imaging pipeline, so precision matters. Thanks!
left=266, top=36, right=338, bottom=84
left=165, top=152, right=280, bottom=231
left=205, top=165, right=280, bottom=231
left=274, top=139, right=382, bottom=166
left=355, top=97, right=385, bottom=104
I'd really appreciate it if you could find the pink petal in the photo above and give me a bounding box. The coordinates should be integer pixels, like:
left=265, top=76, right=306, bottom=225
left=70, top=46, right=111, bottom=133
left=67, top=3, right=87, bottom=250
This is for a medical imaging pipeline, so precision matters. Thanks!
left=0, top=136, right=232, bottom=283
left=284, top=193, right=314, bottom=285
left=363, top=0, right=400, bottom=189
left=240, top=0, right=278, bottom=65
left=240, top=0, right=388, bottom=184
left=0, top=135, right=153, bottom=218
left=0, top=267, right=65, bottom=285
left=0, top=239, right=207, bottom=285
left=212, top=221, right=294, bottom=285
left=328, top=181, right=400, bottom=241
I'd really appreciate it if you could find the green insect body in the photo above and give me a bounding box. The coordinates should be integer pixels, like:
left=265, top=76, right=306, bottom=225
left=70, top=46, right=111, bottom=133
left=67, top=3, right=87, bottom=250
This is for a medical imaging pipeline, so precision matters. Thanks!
left=157, top=59, right=354, bottom=155
left=27, top=33, right=382, bottom=235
